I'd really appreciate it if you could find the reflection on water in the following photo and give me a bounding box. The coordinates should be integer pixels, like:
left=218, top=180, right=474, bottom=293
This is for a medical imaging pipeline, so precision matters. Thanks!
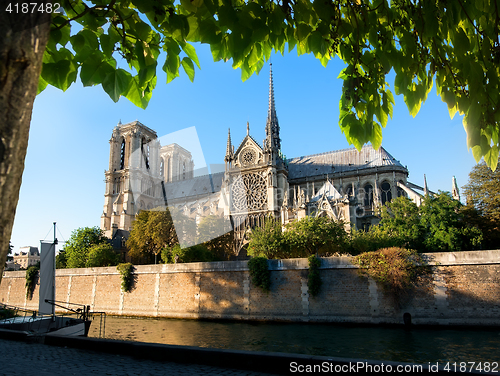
left=89, top=316, right=500, bottom=364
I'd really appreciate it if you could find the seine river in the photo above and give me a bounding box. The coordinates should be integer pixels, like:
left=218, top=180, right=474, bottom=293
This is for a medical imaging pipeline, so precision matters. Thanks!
left=88, top=316, right=500, bottom=364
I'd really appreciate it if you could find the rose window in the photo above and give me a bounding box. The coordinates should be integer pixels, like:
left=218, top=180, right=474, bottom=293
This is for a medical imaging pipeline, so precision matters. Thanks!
left=231, top=173, right=267, bottom=211
left=240, top=147, right=257, bottom=166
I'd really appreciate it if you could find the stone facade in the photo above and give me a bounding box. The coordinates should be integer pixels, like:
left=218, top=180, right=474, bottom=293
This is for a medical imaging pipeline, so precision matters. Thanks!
left=100, top=65, right=447, bottom=253
left=11, top=246, right=40, bottom=270
left=2, top=250, right=499, bottom=326
left=101, top=121, right=195, bottom=239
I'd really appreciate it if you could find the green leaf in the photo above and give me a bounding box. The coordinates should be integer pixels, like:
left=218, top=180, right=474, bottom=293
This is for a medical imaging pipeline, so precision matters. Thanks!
left=248, top=44, right=261, bottom=67
left=124, top=77, right=150, bottom=109
left=484, top=145, right=499, bottom=171
left=102, top=69, right=131, bottom=102
left=394, top=72, right=407, bottom=96
left=41, top=59, right=78, bottom=91
left=182, top=43, right=201, bottom=69
left=454, top=27, right=470, bottom=57
left=295, top=23, right=312, bottom=43
left=100, top=34, right=114, bottom=58
left=163, top=53, right=180, bottom=83
left=37, top=75, right=48, bottom=95
left=181, top=57, right=195, bottom=82
left=370, top=122, right=383, bottom=150
left=80, top=52, right=115, bottom=86
left=465, top=102, right=482, bottom=148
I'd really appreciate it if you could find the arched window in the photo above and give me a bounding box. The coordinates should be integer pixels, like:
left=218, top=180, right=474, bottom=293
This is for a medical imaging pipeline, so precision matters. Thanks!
left=182, top=161, right=186, bottom=180
left=363, top=184, right=373, bottom=207
left=381, top=182, right=392, bottom=205
left=345, top=186, right=353, bottom=198
left=397, top=181, right=407, bottom=198
left=160, top=158, right=165, bottom=179
left=120, top=139, right=126, bottom=170
left=141, top=138, right=149, bottom=169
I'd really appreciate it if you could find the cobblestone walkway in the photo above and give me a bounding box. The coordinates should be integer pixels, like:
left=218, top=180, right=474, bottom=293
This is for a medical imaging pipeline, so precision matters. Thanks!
left=0, top=339, right=279, bottom=376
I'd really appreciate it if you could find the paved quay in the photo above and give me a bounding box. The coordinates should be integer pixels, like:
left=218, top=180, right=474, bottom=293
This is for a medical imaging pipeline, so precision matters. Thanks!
left=0, top=338, right=279, bottom=376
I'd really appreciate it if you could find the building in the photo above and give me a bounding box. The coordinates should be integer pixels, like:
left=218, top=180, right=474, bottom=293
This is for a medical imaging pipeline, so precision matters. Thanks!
left=101, top=65, right=435, bottom=254
left=12, top=246, right=40, bottom=269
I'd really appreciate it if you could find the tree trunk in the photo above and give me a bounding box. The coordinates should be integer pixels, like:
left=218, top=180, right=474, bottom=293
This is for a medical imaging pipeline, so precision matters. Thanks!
left=0, top=10, right=51, bottom=285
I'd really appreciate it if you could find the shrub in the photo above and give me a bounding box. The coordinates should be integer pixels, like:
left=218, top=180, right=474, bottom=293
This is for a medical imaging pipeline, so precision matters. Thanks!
left=25, top=264, right=39, bottom=299
left=161, top=244, right=216, bottom=263
left=117, top=263, right=135, bottom=292
left=248, top=257, right=270, bottom=292
left=307, top=255, right=322, bottom=297
left=352, top=247, right=427, bottom=300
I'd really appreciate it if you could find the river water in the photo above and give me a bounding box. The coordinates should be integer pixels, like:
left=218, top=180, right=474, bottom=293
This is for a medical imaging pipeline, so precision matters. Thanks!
left=88, top=316, right=500, bottom=364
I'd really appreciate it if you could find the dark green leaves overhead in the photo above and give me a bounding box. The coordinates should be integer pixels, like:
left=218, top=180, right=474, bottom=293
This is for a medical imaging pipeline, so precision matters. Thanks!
left=42, top=0, right=500, bottom=170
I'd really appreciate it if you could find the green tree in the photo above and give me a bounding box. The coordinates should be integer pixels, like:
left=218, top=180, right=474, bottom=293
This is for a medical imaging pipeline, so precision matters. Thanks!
left=86, top=243, right=120, bottom=267
left=347, top=227, right=395, bottom=255
left=378, top=196, right=425, bottom=251
left=55, top=250, right=67, bottom=269
left=462, top=158, right=500, bottom=249
left=161, top=243, right=215, bottom=264
left=283, top=216, right=347, bottom=257
left=64, top=226, right=110, bottom=268
left=247, top=217, right=285, bottom=259
left=197, top=215, right=235, bottom=261
left=420, top=192, right=482, bottom=252
left=126, top=208, right=194, bottom=263
left=2, top=1, right=500, bottom=284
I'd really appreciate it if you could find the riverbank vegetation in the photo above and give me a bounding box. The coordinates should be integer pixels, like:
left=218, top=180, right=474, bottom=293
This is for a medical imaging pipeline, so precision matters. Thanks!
left=353, top=247, right=429, bottom=300
left=247, top=192, right=483, bottom=260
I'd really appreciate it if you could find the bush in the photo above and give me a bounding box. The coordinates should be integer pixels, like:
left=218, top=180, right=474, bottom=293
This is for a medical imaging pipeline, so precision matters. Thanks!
left=347, top=227, right=397, bottom=255
left=247, top=217, right=286, bottom=259
left=352, top=247, right=427, bottom=300
left=117, top=263, right=135, bottom=292
left=161, top=244, right=216, bottom=263
left=25, top=264, right=39, bottom=299
left=248, top=257, right=270, bottom=292
left=307, top=255, right=322, bottom=297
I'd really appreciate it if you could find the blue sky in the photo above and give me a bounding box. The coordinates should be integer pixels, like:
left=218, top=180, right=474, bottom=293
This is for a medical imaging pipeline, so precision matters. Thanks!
left=10, top=44, right=477, bottom=253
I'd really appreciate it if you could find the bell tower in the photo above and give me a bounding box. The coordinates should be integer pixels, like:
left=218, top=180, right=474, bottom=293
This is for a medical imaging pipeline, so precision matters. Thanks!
left=101, top=121, right=160, bottom=238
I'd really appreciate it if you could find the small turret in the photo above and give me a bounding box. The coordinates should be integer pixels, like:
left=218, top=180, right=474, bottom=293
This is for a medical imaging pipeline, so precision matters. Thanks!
left=452, top=176, right=460, bottom=201
left=225, top=128, right=234, bottom=169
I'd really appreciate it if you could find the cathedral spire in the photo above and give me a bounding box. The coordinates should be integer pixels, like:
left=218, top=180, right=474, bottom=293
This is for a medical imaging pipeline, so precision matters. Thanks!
left=225, top=128, right=233, bottom=163
left=265, top=63, right=281, bottom=153
left=423, top=174, right=429, bottom=196
left=452, top=176, right=460, bottom=201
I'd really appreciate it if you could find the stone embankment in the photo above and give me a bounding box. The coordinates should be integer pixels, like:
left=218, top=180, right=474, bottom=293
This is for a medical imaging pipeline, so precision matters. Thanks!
left=1, top=250, right=499, bottom=326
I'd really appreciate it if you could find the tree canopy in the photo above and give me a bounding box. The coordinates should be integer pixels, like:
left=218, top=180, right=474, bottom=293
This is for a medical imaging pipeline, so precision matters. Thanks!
left=63, top=226, right=112, bottom=268
left=462, top=157, right=500, bottom=248
left=197, top=215, right=235, bottom=260
left=375, top=193, right=483, bottom=252
left=40, top=0, right=500, bottom=169
left=126, top=209, right=183, bottom=263
left=247, top=216, right=348, bottom=259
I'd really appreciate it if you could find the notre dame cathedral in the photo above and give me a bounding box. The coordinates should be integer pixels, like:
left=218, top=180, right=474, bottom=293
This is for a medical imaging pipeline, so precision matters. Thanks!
left=101, top=65, right=459, bottom=254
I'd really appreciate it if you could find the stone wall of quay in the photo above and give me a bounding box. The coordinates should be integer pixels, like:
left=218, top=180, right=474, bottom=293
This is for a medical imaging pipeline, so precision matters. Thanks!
left=1, top=250, right=499, bottom=326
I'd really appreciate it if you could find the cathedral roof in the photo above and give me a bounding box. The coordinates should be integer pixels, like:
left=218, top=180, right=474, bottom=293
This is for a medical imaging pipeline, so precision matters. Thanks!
left=164, top=171, right=225, bottom=201
left=286, top=145, right=406, bottom=180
